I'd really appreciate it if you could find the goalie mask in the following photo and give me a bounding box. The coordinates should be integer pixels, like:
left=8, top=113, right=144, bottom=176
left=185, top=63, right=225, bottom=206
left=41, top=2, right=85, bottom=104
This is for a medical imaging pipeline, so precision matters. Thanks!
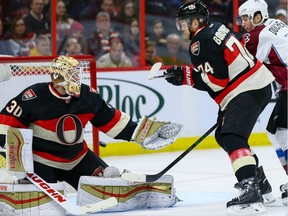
left=176, top=0, right=209, bottom=32
left=50, top=56, right=82, bottom=97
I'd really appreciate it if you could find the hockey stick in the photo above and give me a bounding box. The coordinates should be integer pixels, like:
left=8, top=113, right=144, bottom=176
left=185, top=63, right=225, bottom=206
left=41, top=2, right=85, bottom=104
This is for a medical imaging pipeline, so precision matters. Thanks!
left=1, top=149, right=118, bottom=214
left=26, top=172, right=118, bottom=215
left=147, top=62, right=175, bottom=80
left=147, top=62, right=162, bottom=80
left=121, top=122, right=219, bottom=182
left=4, top=127, right=118, bottom=215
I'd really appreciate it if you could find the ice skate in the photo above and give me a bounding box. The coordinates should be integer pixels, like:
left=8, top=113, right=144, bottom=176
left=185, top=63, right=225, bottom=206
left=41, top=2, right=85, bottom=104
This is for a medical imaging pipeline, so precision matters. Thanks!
left=280, top=183, right=288, bottom=206
left=255, top=166, right=275, bottom=204
left=227, top=177, right=265, bottom=215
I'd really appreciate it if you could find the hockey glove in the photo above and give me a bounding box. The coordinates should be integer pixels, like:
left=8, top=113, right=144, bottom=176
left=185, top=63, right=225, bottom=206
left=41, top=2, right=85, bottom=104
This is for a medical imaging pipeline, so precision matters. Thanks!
left=165, top=65, right=194, bottom=86
left=132, top=117, right=183, bottom=150
left=165, top=66, right=184, bottom=85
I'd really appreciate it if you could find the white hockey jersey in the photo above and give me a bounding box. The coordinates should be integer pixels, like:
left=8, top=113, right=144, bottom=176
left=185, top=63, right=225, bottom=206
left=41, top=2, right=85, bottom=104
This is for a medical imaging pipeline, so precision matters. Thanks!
left=244, top=18, right=288, bottom=92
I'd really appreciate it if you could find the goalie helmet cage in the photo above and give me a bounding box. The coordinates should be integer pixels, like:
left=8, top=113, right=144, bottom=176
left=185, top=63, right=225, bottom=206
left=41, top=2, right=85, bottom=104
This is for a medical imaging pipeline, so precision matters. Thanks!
left=0, top=55, right=100, bottom=155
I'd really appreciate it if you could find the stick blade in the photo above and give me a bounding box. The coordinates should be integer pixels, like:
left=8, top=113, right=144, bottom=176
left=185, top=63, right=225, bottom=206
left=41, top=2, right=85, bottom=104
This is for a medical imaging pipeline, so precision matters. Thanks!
left=147, top=62, right=162, bottom=80
left=121, top=172, right=147, bottom=182
left=80, top=197, right=118, bottom=214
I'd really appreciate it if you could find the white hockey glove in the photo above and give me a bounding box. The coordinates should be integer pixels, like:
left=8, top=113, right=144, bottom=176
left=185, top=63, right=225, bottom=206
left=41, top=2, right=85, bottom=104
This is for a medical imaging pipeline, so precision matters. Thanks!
left=132, top=117, right=183, bottom=150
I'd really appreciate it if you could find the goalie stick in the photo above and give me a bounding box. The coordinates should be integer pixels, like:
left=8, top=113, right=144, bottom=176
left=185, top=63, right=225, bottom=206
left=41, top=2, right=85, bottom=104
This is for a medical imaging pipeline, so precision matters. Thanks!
left=147, top=62, right=174, bottom=80
left=121, top=122, right=219, bottom=182
left=4, top=127, right=118, bottom=215
left=25, top=172, right=118, bottom=215
left=2, top=149, right=117, bottom=215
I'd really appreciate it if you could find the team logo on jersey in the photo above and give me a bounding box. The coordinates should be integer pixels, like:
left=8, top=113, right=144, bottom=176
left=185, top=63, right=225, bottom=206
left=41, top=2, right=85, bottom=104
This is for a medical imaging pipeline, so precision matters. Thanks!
left=22, top=89, right=37, bottom=101
left=191, top=41, right=200, bottom=56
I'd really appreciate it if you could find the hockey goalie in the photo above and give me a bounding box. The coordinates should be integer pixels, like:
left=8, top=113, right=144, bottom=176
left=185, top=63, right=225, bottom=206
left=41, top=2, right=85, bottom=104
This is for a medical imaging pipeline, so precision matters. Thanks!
left=0, top=55, right=182, bottom=215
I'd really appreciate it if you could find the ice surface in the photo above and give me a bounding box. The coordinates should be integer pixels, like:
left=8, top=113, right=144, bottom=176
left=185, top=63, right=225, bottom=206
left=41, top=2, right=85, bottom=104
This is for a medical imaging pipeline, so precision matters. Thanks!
left=69, top=146, right=287, bottom=216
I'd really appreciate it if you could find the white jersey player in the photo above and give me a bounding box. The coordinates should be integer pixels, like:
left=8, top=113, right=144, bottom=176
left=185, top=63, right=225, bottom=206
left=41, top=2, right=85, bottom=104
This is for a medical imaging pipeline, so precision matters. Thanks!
left=238, top=0, right=288, bottom=206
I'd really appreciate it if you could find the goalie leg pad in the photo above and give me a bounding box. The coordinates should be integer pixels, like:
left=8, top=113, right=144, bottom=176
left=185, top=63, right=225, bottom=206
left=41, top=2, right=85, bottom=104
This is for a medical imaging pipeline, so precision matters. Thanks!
left=6, top=127, right=34, bottom=180
left=0, top=182, right=66, bottom=216
left=77, top=175, right=179, bottom=212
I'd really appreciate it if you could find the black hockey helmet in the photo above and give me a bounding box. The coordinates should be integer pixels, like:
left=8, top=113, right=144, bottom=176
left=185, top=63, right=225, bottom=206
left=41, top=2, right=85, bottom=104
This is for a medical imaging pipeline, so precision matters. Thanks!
left=176, top=0, right=209, bottom=30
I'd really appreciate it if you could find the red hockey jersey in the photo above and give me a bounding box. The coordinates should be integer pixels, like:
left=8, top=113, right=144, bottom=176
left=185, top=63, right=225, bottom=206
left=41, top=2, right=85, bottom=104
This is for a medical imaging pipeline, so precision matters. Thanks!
left=188, top=22, right=275, bottom=110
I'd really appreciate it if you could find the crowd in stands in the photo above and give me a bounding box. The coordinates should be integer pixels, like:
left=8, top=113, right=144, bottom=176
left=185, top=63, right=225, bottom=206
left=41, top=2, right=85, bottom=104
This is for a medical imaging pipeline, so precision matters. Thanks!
left=0, top=0, right=286, bottom=67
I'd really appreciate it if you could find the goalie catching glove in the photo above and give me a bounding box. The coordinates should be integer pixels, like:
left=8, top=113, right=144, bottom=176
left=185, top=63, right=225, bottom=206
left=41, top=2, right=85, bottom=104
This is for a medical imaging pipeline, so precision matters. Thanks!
left=132, top=117, right=183, bottom=150
left=165, top=65, right=195, bottom=86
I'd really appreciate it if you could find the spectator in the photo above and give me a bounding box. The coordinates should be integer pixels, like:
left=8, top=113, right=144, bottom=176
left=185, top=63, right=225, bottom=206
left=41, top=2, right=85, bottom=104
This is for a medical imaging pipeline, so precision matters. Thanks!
left=24, top=0, right=50, bottom=36
left=122, top=18, right=140, bottom=66
left=6, top=0, right=30, bottom=17
left=157, top=33, right=190, bottom=65
left=145, top=0, right=172, bottom=16
left=57, top=21, right=85, bottom=55
left=56, top=0, right=75, bottom=41
left=180, top=32, right=191, bottom=53
left=0, top=19, right=13, bottom=55
left=97, top=39, right=132, bottom=68
left=7, top=16, right=36, bottom=56
left=147, top=19, right=167, bottom=49
left=116, top=0, right=138, bottom=27
left=277, top=0, right=287, bottom=10
left=43, top=0, right=51, bottom=17
left=145, top=40, right=163, bottom=66
left=275, top=8, right=288, bottom=24
left=226, top=0, right=246, bottom=31
left=65, top=0, right=98, bottom=21
left=61, top=36, right=83, bottom=56
left=112, top=0, right=122, bottom=14
left=68, top=21, right=85, bottom=51
left=0, top=19, right=7, bottom=40
left=83, top=11, right=121, bottom=60
left=29, top=34, right=51, bottom=56
left=4, top=0, right=30, bottom=28
left=265, top=0, right=280, bottom=17
left=207, top=0, right=231, bottom=28
left=99, top=0, right=118, bottom=23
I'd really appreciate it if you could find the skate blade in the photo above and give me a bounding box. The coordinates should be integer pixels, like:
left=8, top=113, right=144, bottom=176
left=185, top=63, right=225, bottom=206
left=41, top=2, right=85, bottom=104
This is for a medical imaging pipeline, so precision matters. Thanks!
left=227, top=202, right=265, bottom=215
left=263, top=192, right=276, bottom=204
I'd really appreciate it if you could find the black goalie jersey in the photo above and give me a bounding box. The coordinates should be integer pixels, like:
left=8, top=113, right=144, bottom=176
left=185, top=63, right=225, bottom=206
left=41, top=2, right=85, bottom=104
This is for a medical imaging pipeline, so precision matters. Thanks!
left=0, top=83, right=137, bottom=170
left=188, top=22, right=274, bottom=110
